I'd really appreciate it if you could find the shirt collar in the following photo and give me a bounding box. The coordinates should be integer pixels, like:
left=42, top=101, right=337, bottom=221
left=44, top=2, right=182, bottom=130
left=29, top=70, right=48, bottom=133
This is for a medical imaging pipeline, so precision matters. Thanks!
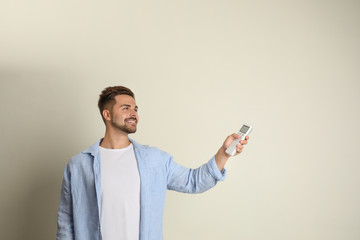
left=82, top=137, right=144, bottom=156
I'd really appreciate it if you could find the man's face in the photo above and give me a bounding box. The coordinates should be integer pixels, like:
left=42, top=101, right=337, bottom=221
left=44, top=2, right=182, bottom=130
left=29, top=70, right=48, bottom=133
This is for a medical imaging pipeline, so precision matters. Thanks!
left=107, top=95, right=139, bottom=134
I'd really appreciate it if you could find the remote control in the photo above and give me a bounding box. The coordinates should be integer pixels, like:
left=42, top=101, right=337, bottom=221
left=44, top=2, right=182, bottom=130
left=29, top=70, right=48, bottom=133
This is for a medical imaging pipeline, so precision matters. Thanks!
left=225, top=124, right=252, bottom=156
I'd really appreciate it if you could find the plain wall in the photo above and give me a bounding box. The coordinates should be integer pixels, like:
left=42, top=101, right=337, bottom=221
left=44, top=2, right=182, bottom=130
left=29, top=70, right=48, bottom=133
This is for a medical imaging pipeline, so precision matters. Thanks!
left=1, top=0, right=359, bottom=239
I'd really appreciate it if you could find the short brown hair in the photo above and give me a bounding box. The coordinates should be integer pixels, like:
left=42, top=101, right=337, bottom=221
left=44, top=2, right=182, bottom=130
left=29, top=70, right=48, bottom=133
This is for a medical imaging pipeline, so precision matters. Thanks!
left=98, top=86, right=135, bottom=123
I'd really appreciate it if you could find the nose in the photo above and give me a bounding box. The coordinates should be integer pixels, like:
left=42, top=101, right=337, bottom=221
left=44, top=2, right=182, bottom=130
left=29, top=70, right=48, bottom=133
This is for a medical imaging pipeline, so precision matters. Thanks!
left=130, top=109, right=138, bottom=117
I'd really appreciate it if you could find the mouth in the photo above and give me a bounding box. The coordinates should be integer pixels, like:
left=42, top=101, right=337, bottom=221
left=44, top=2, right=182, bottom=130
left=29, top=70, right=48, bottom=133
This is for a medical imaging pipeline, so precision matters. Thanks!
left=125, top=118, right=137, bottom=125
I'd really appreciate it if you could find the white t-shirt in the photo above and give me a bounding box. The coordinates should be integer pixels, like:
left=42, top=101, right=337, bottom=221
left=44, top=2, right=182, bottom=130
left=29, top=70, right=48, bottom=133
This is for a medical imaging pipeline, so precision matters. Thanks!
left=99, top=143, right=140, bottom=240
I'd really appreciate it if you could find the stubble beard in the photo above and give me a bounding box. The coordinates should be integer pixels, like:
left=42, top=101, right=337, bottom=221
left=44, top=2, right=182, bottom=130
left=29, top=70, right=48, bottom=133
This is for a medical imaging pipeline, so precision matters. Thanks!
left=110, top=118, right=137, bottom=134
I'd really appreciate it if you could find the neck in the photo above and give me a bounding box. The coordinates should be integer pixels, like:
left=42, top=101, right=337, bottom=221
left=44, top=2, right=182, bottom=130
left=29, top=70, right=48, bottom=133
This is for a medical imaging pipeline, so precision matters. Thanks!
left=100, top=128, right=131, bottom=149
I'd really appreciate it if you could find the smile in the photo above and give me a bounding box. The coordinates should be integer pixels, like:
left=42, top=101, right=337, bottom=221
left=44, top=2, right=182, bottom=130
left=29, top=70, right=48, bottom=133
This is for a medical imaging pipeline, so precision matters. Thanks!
left=125, top=119, right=137, bottom=125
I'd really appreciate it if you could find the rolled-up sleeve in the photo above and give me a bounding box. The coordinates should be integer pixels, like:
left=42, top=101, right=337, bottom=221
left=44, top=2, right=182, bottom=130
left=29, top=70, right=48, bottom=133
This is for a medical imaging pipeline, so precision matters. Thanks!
left=207, top=156, right=226, bottom=181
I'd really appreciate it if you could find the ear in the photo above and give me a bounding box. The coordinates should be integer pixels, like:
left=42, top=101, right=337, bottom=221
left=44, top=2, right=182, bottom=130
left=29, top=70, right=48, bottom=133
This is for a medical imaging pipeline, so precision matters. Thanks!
left=102, top=109, right=111, bottom=121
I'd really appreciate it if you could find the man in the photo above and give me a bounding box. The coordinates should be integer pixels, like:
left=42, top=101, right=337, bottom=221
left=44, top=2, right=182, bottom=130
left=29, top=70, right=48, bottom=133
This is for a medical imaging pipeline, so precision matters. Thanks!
left=57, top=86, right=249, bottom=240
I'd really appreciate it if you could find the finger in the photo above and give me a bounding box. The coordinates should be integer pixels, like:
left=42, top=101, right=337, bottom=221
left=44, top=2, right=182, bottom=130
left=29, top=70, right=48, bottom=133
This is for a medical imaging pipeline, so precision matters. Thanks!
left=232, top=133, right=241, bottom=139
left=236, top=144, right=244, bottom=152
left=240, top=140, right=248, bottom=145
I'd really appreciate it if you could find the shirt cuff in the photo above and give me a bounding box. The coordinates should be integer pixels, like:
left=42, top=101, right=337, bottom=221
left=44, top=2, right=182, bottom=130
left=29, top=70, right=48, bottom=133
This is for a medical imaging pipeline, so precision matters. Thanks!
left=208, top=156, right=226, bottom=181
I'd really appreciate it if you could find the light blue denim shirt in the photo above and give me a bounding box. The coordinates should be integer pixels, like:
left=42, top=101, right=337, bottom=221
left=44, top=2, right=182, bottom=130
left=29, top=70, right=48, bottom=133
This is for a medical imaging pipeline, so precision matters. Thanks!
left=57, top=138, right=226, bottom=240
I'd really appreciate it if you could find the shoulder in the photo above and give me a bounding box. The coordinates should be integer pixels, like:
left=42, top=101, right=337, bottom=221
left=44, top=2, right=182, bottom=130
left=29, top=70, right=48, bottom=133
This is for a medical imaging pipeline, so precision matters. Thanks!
left=69, top=151, right=92, bottom=164
left=135, top=142, right=171, bottom=157
left=130, top=139, right=173, bottom=163
left=66, top=140, right=100, bottom=169
left=62, top=153, right=92, bottom=177
left=146, top=145, right=172, bottom=159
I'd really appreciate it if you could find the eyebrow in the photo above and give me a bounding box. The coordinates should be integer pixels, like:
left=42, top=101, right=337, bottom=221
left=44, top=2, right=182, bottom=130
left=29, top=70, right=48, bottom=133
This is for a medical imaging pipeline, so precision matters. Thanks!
left=120, top=104, right=138, bottom=110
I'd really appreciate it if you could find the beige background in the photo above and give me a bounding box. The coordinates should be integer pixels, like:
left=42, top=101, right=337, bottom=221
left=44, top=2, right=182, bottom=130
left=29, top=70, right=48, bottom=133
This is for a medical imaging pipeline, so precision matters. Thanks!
left=1, top=0, right=359, bottom=239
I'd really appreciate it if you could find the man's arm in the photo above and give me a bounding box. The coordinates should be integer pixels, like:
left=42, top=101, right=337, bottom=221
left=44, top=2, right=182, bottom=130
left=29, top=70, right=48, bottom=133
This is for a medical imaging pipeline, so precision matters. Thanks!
left=166, top=134, right=250, bottom=193
left=56, top=165, right=74, bottom=240
left=166, top=156, right=225, bottom=193
left=215, top=134, right=250, bottom=171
